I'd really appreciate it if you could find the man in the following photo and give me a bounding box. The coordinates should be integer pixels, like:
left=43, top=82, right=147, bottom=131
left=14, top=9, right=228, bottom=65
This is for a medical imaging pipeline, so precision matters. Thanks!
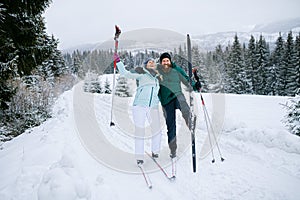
left=157, top=52, right=201, bottom=158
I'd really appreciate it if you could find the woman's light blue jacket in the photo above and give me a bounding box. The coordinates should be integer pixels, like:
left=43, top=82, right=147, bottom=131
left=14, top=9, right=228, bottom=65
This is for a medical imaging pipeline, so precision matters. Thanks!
left=116, top=61, right=160, bottom=108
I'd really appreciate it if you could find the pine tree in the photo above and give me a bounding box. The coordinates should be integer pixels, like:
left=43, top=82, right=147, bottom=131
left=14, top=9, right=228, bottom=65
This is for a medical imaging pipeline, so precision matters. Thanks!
left=0, top=0, right=50, bottom=112
left=271, top=33, right=285, bottom=95
left=255, top=35, right=269, bottom=95
left=90, top=79, right=102, bottom=93
left=1, top=0, right=52, bottom=76
left=72, top=50, right=82, bottom=77
left=173, top=45, right=187, bottom=72
left=222, top=46, right=231, bottom=93
left=245, top=35, right=257, bottom=94
left=227, top=34, right=247, bottom=94
left=104, top=78, right=112, bottom=94
left=37, top=35, right=65, bottom=85
left=295, top=33, right=300, bottom=91
left=192, top=45, right=207, bottom=91
left=84, top=71, right=101, bottom=93
left=0, top=0, right=68, bottom=139
left=115, top=76, right=131, bottom=97
left=284, top=31, right=298, bottom=96
left=213, top=44, right=226, bottom=92
left=205, top=51, right=220, bottom=91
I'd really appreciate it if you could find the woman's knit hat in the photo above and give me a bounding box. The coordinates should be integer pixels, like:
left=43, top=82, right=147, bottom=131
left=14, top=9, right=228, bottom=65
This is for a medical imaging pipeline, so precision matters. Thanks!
left=143, top=57, right=155, bottom=67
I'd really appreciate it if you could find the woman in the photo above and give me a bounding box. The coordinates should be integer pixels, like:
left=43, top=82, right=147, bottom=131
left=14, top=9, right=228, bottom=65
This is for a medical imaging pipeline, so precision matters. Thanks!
left=114, top=53, right=162, bottom=166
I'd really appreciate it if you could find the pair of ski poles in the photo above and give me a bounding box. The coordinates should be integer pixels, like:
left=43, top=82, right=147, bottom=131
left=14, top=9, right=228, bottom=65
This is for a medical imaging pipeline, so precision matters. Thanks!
left=193, top=69, right=225, bottom=163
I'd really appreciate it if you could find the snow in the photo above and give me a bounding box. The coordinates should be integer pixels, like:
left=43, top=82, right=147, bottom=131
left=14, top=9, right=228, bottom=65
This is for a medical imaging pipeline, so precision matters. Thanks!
left=1, top=75, right=300, bottom=200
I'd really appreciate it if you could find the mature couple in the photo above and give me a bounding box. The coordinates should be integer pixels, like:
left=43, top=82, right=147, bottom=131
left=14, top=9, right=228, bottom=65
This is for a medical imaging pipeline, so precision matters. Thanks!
left=114, top=52, right=201, bottom=166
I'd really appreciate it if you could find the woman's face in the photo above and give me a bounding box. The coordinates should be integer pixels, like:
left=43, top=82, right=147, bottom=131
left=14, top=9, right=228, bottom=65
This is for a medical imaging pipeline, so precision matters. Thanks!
left=146, top=60, right=156, bottom=69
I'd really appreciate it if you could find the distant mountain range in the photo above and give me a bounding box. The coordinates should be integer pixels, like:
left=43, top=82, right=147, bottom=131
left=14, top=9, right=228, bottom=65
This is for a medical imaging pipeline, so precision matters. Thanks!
left=62, top=18, right=300, bottom=53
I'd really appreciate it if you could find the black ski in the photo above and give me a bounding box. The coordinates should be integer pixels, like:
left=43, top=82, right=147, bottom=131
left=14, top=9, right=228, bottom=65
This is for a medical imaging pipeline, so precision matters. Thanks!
left=187, top=34, right=197, bottom=173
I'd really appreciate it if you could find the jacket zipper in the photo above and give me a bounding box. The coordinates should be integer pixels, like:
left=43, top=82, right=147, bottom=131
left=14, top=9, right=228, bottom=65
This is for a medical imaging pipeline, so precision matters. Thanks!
left=149, top=87, right=154, bottom=107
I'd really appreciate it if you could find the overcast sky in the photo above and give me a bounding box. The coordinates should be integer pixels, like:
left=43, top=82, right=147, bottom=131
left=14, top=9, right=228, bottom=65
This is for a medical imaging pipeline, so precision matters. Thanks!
left=44, top=0, right=300, bottom=49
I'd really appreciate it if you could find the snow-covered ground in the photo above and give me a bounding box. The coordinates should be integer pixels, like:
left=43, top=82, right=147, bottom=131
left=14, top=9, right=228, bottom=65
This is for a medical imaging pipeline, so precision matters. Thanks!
left=1, top=78, right=300, bottom=200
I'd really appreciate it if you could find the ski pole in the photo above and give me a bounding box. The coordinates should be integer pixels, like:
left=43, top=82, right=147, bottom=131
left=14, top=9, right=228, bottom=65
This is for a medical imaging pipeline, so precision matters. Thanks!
left=200, top=91, right=224, bottom=162
left=193, top=69, right=225, bottom=162
left=201, top=95, right=216, bottom=163
left=110, top=25, right=121, bottom=126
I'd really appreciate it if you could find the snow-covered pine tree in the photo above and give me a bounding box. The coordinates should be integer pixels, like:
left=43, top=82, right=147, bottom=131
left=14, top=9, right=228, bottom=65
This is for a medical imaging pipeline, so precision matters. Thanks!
left=227, top=34, right=248, bottom=94
left=123, top=51, right=134, bottom=70
left=255, top=35, right=269, bottom=95
left=271, top=33, right=285, bottom=95
left=284, top=31, right=298, bottom=96
left=245, top=35, right=257, bottom=94
left=222, top=46, right=231, bottom=93
left=84, top=71, right=102, bottom=93
left=173, top=45, right=187, bottom=72
left=104, top=78, right=112, bottom=94
left=213, top=44, right=226, bottom=92
left=91, top=79, right=102, bottom=93
left=205, top=51, right=221, bottom=92
left=72, top=50, right=83, bottom=78
left=295, top=33, right=300, bottom=91
left=1, top=0, right=52, bottom=113
left=115, top=76, right=131, bottom=97
left=192, top=45, right=207, bottom=91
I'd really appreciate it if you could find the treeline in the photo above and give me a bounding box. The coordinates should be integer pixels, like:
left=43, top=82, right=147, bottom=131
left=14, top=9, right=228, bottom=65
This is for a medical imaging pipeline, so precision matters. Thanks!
left=63, top=49, right=160, bottom=78
left=71, top=31, right=300, bottom=97
left=173, top=32, right=300, bottom=96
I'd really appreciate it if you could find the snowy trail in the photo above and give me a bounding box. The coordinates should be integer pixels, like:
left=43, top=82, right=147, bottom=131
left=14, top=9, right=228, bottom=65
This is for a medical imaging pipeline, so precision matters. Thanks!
left=1, top=81, right=300, bottom=200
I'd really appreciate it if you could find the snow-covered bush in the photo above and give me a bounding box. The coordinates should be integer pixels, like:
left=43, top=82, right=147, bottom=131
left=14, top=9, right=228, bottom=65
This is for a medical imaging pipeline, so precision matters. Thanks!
left=284, top=92, right=300, bottom=136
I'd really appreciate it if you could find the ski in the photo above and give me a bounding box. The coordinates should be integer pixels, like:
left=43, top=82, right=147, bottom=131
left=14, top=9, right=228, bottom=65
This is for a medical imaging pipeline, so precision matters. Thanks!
left=138, top=164, right=152, bottom=189
left=145, top=152, right=175, bottom=181
left=187, top=34, right=197, bottom=173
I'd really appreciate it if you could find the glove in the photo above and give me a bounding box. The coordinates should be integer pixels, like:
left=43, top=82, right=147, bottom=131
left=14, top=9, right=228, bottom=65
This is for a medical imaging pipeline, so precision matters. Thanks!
left=113, top=53, right=120, bottom=63
left=195, top=81, right=201, bottom=91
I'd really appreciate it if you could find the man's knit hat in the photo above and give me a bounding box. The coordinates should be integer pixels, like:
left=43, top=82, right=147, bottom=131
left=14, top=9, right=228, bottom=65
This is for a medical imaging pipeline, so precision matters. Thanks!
left=159, top=52, right=171, bottom=63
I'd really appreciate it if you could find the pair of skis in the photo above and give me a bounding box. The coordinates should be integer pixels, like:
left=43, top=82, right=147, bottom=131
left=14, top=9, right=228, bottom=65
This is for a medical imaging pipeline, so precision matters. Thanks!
left=138, top=152, right=176, bottom=189
left=139, top=35, right=197, bottom=188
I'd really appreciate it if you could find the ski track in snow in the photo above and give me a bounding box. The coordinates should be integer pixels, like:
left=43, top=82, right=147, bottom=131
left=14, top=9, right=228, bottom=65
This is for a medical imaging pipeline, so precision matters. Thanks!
left=0, top=80, right=300, bottom=200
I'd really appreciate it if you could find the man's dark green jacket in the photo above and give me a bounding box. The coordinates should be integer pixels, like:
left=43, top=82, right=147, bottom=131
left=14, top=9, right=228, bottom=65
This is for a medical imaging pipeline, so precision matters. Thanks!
left=157, top=62, right=196, bottom=106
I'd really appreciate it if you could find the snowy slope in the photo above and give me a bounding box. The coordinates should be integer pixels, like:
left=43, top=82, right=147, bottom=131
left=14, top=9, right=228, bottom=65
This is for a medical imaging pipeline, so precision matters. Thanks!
left=0, top=78, right=300, bottom=200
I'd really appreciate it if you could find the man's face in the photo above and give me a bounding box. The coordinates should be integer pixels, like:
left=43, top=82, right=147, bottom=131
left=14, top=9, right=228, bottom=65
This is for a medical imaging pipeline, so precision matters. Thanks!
left=161, top=58, right=171, bottom=70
